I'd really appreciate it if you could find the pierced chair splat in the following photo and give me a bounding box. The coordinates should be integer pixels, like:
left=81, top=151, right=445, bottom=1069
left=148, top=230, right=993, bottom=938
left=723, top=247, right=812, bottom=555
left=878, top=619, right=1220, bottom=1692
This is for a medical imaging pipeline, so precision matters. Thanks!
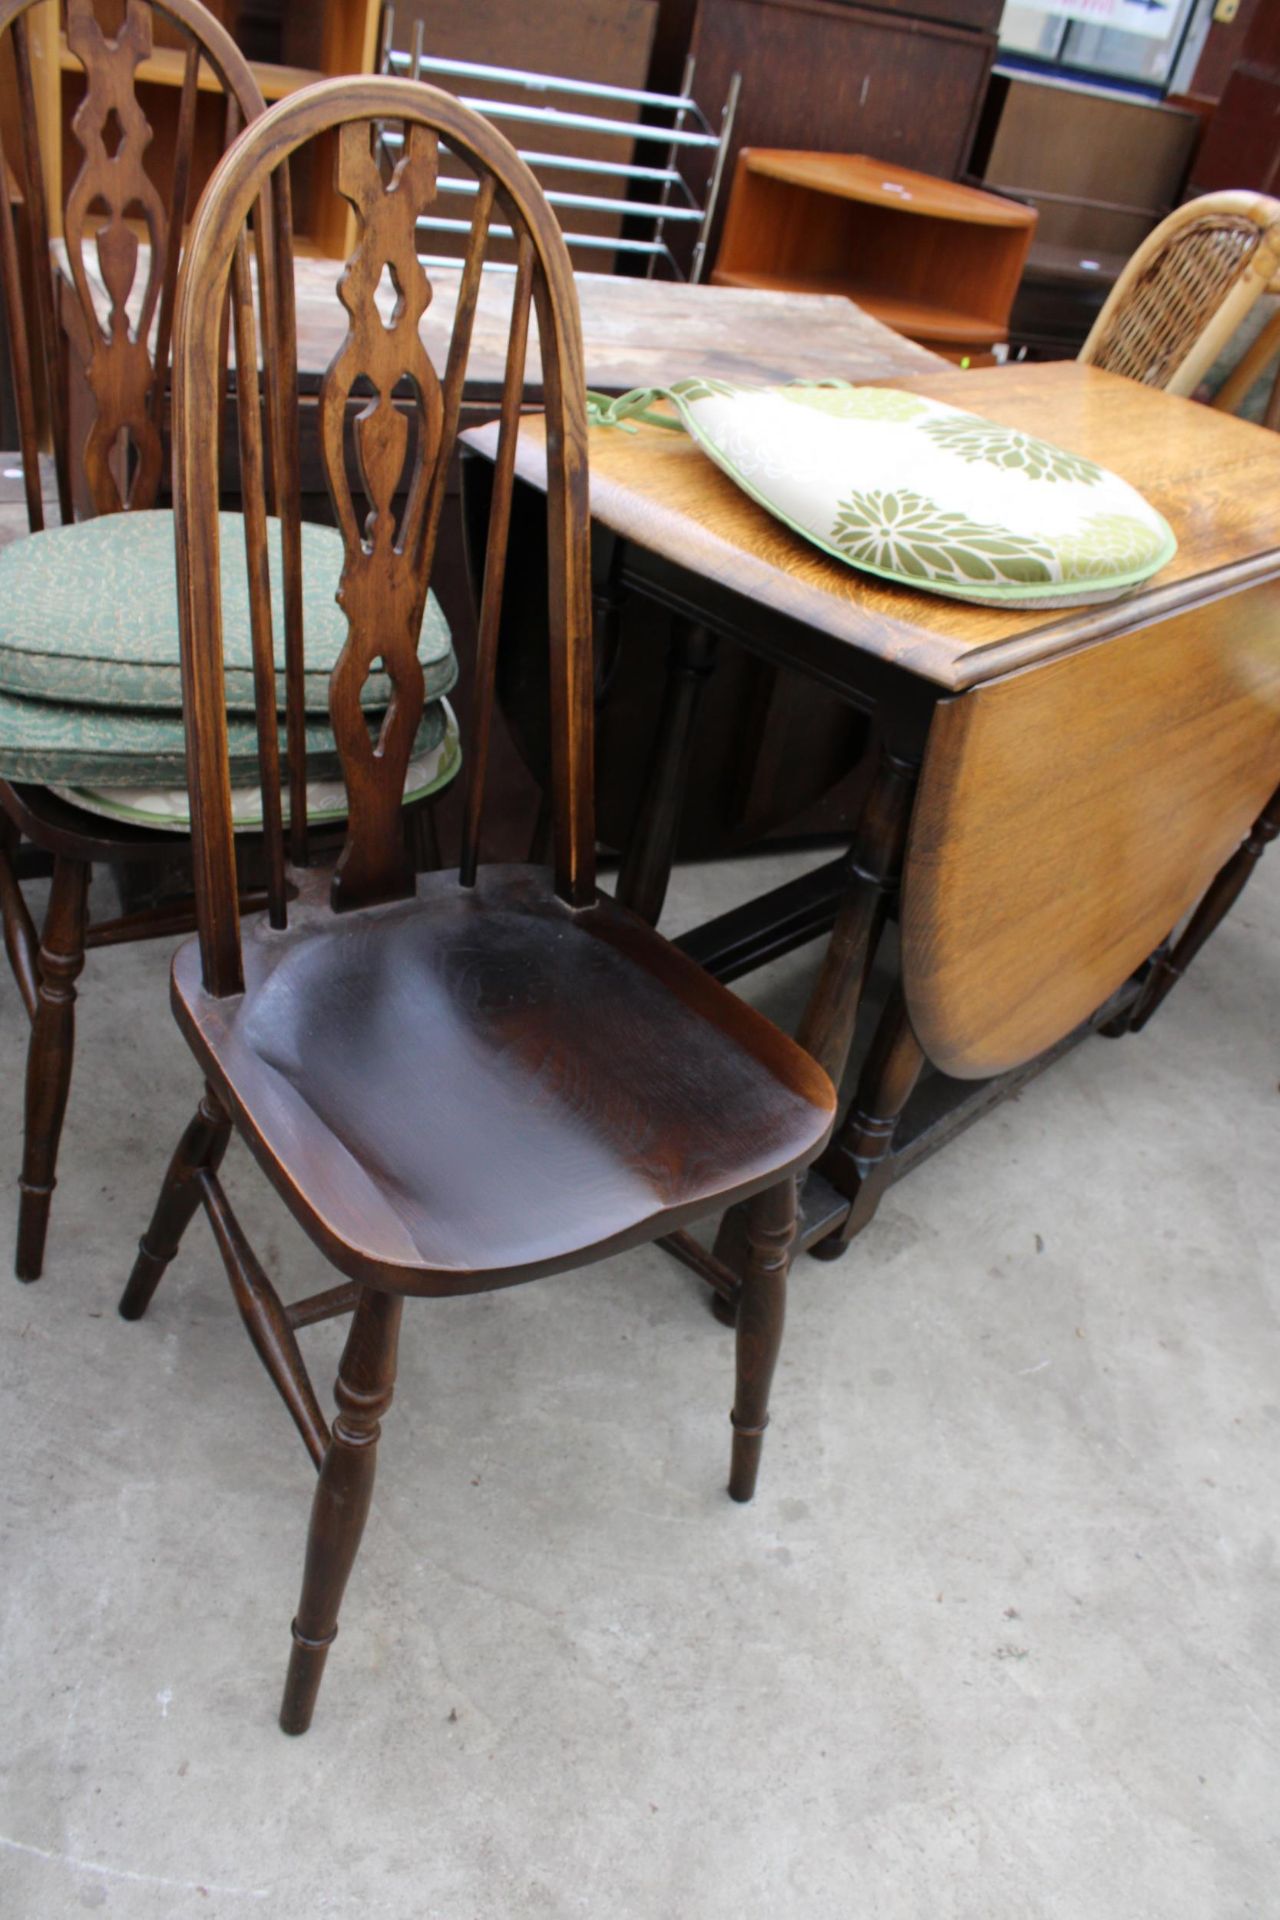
left=120, top=76, right=836, bottom=1737
left=0, top=0, right=460, bottom=1282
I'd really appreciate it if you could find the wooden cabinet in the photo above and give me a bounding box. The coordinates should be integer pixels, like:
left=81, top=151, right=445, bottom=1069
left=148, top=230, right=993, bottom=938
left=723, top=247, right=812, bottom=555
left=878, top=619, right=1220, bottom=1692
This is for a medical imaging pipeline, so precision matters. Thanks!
left=972, top=74, right=1199, bottom=359
left=678, top=0, right=998, bottom=272
left=15, top=0, right=382, bottom=258
left=713, top=150, right=1035, bottom=363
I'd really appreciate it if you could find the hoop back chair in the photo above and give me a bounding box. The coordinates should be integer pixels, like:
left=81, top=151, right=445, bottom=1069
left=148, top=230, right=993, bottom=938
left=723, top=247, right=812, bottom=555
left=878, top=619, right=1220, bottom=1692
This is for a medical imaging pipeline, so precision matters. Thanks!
left=0, top=2, right=458, bottom=1281
left=119, top=76, right=836, bottom=1735
left=1079, top=191, right=1280, bottom=398
left=0, top=0, right=271, bottom=1280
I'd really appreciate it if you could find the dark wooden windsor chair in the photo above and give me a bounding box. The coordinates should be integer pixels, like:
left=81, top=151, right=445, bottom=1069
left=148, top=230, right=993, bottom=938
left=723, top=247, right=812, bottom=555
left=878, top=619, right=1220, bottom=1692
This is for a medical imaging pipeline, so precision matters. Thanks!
left=0, top=0, right=273, bottom=1281
left=118, top=77, right=837, bottom=1735
left=0, top=0, right=457, bottom=1282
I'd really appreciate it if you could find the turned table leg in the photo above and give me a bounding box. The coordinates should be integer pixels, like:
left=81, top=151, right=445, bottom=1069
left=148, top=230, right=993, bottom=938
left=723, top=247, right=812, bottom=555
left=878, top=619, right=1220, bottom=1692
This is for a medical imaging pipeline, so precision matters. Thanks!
left=793, top=735, right=918, bottom=1085
left=696, top=734, right=918, bottom=1316
left=616, top=618, right=719, bottom=926
left=811, top=983, right=926, bottom=1259
left=1125, top=780, right=1280, bottom=1034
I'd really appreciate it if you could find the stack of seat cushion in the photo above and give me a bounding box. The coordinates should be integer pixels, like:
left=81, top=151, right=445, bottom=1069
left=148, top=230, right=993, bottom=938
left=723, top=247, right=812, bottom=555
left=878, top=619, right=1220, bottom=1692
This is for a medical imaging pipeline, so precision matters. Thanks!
left=0, top=510, right=460, bottom=831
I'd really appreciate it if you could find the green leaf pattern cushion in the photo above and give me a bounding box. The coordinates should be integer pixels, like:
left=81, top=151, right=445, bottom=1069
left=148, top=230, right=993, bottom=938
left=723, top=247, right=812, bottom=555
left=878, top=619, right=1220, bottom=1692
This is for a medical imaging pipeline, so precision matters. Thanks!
left=0, top=511, right=457, bottom=711
left=52, top=702, right=461, bottom=835
left=591, top=381, right=1176, bottom=609
left=0, top=683, right=448, bottom=787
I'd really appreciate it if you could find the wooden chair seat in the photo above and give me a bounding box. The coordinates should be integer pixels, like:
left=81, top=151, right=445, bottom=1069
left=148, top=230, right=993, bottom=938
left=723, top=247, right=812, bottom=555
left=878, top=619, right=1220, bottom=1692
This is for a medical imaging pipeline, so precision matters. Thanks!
left=5, top=777, right=201, bottom=861
left=173, top=864, right=834, bottom=1292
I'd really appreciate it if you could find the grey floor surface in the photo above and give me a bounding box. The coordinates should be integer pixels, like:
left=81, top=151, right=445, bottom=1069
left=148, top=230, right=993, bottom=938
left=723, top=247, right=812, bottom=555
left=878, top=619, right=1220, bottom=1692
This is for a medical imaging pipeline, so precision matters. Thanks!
left=0, top=844, right=1276, bottom=1919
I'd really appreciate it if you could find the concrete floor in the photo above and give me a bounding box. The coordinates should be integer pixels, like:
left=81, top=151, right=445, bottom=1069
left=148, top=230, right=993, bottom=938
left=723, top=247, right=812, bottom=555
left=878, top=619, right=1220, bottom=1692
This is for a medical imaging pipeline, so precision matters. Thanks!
left=0, top=843, right=1277, bottom=1920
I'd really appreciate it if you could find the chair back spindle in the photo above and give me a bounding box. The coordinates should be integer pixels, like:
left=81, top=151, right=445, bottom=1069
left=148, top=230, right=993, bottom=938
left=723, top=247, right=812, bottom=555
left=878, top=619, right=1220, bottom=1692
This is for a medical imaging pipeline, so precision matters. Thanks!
left=229, top=222, right=287, bottom=927
left=171, top=77, right=594, bottom=998
left=459, top=229, right=533, bottom=886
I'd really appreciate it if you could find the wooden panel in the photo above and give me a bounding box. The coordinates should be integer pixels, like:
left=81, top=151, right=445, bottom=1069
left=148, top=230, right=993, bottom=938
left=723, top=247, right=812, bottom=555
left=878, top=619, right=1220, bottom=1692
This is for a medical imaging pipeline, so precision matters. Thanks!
left=901, top=585, right=1280, bottom=1078
left=686, top=0, right=996, bottom=270
left=982, top=77, right=1198, bottom=223
left=284, top=251, right=946, bottom=396
left=1189, top=0, right=1263, bottom=102
left=470, top=363, right=1280, bottom=692
left=1192, top=67, right=1280, bottom=199
left=846, top=0, right=999, bottom=25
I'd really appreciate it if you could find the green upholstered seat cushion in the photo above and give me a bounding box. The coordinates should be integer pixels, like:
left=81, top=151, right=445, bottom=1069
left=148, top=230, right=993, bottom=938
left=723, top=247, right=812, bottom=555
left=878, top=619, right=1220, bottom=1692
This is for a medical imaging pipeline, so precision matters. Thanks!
left=0, top=683, right=447, bottom=787
left=0, top=511, right=457, bottom=713
left=589, top=381, right=1176, bottom=609
left=52, top=702, right=461, bottom=835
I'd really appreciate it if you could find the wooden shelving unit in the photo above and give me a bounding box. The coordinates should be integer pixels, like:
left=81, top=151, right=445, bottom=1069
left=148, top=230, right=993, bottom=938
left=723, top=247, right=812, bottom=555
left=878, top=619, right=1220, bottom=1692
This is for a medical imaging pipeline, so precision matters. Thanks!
left=18, top=0, right=383, bottom=258
left=713, top=149, right=1036, bottom=364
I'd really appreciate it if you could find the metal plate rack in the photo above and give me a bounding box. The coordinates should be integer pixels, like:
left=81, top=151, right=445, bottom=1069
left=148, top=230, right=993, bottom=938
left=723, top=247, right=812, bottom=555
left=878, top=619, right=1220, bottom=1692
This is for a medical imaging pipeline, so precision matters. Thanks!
left=378, top=10, right=739, bottom=282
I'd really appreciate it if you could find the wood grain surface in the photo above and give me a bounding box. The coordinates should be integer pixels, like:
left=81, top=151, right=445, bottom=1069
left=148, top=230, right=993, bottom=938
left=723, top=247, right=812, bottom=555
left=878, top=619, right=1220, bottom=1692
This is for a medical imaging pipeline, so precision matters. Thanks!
left=290, top=255, right=945, bottom=395
left=59, top=240, right=943, bottom=394
left=726, top=151, right=1034, bottom=226
left=900, top=579, right=1280, bottom=1077
left=466, top=361, right=1280, bottom=691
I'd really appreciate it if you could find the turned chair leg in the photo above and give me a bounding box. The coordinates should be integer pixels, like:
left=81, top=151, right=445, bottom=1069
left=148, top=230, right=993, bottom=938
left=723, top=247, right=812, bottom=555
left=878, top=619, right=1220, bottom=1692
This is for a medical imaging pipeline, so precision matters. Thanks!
left=119, top=1084, right=231, bottom=1320
left=729, top=1177, right=796, bottom=1504
left=16, top=854, right=89, bottom=1281
left=280, top=1287, right=403, bottom=1736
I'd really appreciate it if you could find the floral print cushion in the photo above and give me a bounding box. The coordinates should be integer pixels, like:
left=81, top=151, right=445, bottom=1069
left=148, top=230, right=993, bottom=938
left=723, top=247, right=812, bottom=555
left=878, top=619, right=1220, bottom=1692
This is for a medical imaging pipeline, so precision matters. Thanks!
left=0, top=684, right=448, bottom=788
left=0, top=511, right=457, bottom=712
left=53, top=704, right=461, bottom=835
left=588, top=381, right=1176, bottom=609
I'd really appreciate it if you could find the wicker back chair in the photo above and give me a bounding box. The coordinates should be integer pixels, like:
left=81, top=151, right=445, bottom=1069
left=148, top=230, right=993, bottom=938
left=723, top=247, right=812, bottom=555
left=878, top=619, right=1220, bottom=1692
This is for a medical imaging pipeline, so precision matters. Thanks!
left=1079, top=191, right=1280, bottom=397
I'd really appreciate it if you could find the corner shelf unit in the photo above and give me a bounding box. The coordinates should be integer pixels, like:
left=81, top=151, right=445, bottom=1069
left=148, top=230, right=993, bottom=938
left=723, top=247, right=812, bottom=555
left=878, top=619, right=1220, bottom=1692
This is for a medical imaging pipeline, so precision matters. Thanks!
left=712, top=149, right=1036, bottom=365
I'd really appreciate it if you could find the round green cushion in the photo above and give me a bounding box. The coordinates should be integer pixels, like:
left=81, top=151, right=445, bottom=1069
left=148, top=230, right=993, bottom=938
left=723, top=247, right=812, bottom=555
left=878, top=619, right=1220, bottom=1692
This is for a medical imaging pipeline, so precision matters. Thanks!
left=52, top=703, right=461, bottom=835
left=0, top=511, right=457, bottom=712
left=0, top=684, right=448, bottom=788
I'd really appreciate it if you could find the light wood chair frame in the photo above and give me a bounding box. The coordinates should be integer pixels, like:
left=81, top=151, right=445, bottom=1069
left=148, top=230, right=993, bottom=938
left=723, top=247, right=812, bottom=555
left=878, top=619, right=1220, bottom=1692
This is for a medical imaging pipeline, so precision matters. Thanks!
left=1079, top=189, right=1280, bottom=399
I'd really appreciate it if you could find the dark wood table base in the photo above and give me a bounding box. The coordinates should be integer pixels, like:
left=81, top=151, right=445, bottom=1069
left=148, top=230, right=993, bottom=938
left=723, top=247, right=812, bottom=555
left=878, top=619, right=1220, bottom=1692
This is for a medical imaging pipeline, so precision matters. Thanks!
left=662, top=970, right=1147, bottom=1321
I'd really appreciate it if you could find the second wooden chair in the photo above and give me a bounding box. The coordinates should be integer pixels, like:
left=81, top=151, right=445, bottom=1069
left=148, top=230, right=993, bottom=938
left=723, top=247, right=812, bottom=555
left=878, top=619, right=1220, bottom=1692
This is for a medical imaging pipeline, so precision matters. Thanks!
left=0, top=0, right=459, bottom=1281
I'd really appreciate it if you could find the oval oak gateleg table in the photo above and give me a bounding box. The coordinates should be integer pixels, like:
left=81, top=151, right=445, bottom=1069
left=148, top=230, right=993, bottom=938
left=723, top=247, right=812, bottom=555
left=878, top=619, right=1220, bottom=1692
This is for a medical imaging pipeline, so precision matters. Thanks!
left=461, top=360, right=1280, bottom=1307
left=53, top=248, right=944, bottom=867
